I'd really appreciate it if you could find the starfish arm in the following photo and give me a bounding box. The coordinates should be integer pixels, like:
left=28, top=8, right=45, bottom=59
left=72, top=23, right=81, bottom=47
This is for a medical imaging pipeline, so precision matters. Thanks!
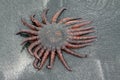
left=65, top=20, right=80, bottom=26
left=57, top=49, right=72, bottom=71
left=52, top=7, right=66, bottom=23
left=38, top=49, right=50, bottom=70
left=33, top=45, right=42, bottom=60
left=21, top=18, right=39, bottom=30
left=21, top=36, right=39, bottom=45
left=68, top=36, right=97, bottom=40
left=68, top=26, right=94, bottom=32
left=68, top=30, right=95, bottom=36
left=71, top=21, right=92, bottom=29
left=47, top=50, right=56, bottom=69
left=33, top=58, right=40, bottom=69
left=59, top=17, right=82, bottom=24
left=65, top=19, right=87, bottom=26
left=65, top=41, right=90, bottom=48
left=62, top=46, right=87, bottom=58
left=67, top=39, right=95, bottom=44
left=30, top=14, right=44, bottom=27
left=16, top=30, right=38, bottom=35
left=27, top=40, right=41, bottom=56
left=41, top=8, right=49, bottom=24
left=33, top=46, right=46, bottom=70
left=38, top=47, right=46, bottom=59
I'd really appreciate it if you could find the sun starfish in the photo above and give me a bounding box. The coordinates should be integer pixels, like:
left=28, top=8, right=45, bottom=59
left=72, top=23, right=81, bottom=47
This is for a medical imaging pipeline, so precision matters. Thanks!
left=16, top=7, right=96, bottom=71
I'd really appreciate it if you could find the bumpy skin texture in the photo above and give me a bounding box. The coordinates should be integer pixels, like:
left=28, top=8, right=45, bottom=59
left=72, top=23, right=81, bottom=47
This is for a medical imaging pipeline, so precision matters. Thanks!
left=16, top=7, right=96, bottom=71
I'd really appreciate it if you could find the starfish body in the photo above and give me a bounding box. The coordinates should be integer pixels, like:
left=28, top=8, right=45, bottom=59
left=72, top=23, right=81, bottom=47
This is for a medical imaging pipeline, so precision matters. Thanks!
left=16, top=7, right=96, bottom=71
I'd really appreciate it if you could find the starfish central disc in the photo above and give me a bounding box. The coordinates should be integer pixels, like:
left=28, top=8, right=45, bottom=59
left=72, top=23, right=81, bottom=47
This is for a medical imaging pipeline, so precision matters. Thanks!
left=38, top=23, right=67, bottom=49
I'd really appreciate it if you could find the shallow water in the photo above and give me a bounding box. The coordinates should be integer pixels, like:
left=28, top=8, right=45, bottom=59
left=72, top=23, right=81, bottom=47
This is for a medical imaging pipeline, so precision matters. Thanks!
left=0, top=0, right=120, bottom=80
